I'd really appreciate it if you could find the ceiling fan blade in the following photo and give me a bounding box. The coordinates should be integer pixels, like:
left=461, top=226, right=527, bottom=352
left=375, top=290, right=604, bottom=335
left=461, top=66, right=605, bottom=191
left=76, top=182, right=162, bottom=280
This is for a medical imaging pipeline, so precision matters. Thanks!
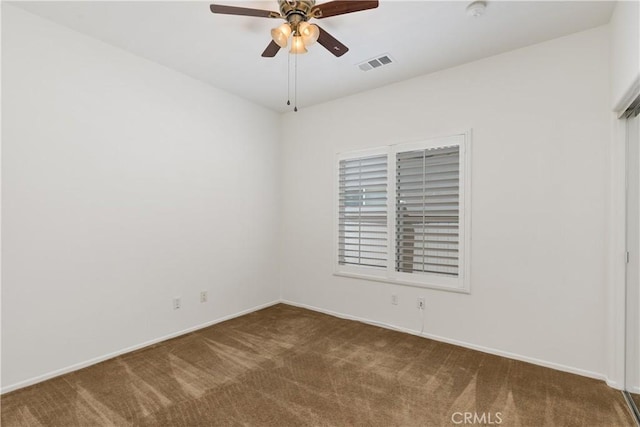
left=311, top=0, right=379, bottom=19
left=261, top=40, right=281, bottom=57
left=210, top=4, right=281, bottom=18
left=316, top=26, right=348, bottom=57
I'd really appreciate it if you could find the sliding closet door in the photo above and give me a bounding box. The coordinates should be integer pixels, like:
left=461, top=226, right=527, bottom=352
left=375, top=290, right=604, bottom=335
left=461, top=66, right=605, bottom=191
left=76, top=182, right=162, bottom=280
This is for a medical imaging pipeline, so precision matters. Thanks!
left=627, top=111, right=640, bottom=401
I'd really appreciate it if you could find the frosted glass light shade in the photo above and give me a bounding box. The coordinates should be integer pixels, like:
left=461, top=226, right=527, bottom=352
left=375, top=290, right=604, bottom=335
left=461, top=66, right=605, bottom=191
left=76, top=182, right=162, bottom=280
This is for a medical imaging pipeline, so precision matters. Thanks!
left=298, top=22, right=319, bottom=46
left=290, top=35, right=308, bottom=54
left=271, top=23, right=292, bottom=48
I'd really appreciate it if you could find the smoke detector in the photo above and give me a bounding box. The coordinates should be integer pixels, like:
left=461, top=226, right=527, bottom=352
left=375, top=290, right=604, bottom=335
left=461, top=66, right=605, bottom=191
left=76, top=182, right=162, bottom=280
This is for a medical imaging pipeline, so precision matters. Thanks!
left=466, top=1, right=487, bottom=17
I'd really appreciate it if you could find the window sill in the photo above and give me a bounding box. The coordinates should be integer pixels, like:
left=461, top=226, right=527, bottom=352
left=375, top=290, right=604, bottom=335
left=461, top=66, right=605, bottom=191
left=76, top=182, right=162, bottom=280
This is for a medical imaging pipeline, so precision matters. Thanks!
left=333, top=271, right=470, bottom=294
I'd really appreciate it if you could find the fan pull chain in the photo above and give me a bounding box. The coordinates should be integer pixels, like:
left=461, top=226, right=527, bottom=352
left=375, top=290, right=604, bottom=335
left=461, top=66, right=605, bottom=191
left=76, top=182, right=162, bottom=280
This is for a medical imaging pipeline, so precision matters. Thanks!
left=294, top=51, right=298, bottom=112
left=286, top=51, right=291, bottom=106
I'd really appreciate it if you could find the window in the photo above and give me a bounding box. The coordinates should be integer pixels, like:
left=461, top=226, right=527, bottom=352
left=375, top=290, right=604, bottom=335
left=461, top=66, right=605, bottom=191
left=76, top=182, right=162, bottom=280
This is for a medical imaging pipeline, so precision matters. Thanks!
left=395, top=145, right=460, bottom=276
left=338, top=153, right=388, bottom=269
left=335, top=134, right=470, bottom=292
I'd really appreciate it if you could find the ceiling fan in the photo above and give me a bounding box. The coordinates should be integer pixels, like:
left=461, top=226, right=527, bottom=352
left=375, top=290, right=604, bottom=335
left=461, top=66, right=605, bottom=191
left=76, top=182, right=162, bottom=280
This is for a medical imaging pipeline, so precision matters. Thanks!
left=209, top=0, right=379, bottom=58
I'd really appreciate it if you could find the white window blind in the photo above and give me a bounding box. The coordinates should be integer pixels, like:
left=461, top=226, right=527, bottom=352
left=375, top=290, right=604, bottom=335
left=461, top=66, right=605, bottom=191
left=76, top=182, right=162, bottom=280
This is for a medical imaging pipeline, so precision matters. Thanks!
left=395, top=146, right=460, bottom=276
left=338, top=154, right=388, bottom=268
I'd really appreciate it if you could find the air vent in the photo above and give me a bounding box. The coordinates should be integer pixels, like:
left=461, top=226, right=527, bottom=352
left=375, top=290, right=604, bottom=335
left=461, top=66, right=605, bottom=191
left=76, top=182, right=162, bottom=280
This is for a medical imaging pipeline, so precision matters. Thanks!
left=357, top=54, right=394, bottom=72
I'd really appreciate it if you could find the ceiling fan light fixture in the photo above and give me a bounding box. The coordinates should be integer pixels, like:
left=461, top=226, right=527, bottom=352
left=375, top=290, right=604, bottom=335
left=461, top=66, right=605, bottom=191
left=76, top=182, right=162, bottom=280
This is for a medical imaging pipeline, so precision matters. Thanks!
left=271, top=23, right=292, bottom=48
left=290, top=35, right=308, bottom=54
left=298, top=22, right=319, bottom=46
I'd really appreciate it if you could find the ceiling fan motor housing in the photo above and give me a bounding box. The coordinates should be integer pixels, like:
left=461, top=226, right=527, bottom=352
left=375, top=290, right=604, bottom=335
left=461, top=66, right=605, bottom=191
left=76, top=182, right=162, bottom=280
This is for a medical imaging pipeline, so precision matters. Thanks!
left=279, top=0, right=316, bottom=27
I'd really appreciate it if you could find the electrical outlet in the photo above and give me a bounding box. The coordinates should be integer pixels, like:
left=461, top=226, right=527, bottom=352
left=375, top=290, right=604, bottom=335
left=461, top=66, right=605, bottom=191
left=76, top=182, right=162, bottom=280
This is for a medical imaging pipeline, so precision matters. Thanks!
left=417, top=297, right=425, bottom=310
left=200, top=291, right=208, bottom=303
left=391, top=294, right=398, bottom=305
left=173, top=297, right=181, bottom=310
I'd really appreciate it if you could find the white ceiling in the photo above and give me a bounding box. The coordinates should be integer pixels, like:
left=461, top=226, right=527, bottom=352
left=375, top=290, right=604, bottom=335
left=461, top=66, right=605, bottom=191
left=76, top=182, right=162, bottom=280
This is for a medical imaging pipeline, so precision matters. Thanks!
left=11, top=1, right=615, bottom=112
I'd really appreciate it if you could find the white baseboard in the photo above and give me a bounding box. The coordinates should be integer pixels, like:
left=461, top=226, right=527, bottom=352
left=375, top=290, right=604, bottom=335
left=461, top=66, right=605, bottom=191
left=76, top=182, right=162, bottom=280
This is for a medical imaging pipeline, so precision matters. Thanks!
left=281, top=299, right=609, bottom=384
left=607, top=379, right=625, bottom=391
left=1, top=300, right=280, bottom=394
left=2, top=298, right=621, bottom=395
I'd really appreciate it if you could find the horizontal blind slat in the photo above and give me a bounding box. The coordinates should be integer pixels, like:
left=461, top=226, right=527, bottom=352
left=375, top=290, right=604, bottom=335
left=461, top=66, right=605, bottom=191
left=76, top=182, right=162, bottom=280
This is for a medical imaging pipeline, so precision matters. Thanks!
left=396, top=146, right=459, bottom=160
left=340, top=261, right=388, bottom=268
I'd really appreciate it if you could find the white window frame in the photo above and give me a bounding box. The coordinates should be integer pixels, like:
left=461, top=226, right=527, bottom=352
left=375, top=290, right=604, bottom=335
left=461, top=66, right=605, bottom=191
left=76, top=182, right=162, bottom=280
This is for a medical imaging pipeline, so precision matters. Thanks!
left=334, top=132, right=471, bottom=293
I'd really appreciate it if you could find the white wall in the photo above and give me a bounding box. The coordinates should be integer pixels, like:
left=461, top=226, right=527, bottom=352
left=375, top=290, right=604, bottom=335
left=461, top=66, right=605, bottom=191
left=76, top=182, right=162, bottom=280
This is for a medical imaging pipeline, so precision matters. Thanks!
left=280, top=26, right=611, bottom=379
left=610, top=0, right=640, bottom=109
left=1, top=5, right=281, bottom=391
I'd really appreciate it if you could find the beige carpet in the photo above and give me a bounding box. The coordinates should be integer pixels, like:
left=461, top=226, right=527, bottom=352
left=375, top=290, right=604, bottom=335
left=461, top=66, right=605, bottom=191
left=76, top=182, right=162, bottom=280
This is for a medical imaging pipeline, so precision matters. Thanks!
left=1, top=304, right=634, bottom=426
